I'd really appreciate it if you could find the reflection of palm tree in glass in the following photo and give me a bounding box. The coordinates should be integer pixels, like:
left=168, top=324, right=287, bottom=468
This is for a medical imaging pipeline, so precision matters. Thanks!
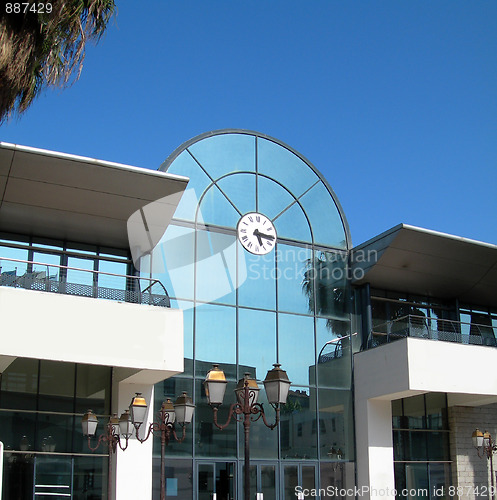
left=301, top=252, right=348, bottom=336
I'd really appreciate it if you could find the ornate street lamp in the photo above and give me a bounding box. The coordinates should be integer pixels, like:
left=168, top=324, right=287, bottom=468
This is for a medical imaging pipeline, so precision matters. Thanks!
left=83, top=392, right=194, bottom=500
left=205, top=363, right=291, bottom=500
left=472, top=428, right=496, bottom=500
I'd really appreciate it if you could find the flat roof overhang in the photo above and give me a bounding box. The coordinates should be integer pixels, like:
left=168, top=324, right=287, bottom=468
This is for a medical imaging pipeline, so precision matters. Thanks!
left=352, top=224, right=497, bottom=308
left=0, top=143, right=189, bottom=249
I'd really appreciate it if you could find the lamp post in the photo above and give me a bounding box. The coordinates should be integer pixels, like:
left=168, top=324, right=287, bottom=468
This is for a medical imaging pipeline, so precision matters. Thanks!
left=472, top=428, right=496, bottom=500
left=82, top=391, right=194, bottom=500
left=204, top=364, right=291, bottom=500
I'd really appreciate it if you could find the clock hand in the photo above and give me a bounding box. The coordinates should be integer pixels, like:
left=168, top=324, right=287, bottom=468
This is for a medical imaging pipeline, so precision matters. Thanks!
left=253, top=230, right=263, bottom=246
left=257, top=231, right=275, bottom=242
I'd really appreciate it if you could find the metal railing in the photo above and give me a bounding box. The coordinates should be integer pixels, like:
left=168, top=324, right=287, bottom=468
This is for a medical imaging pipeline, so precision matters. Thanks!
left=0, top=257, right=170, bottom=307
left=370, top=314, right=497, bottom=348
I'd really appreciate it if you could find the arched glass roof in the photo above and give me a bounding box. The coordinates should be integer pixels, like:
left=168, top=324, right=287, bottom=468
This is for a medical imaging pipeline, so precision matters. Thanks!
left=160, top=130, right=351, bottom=250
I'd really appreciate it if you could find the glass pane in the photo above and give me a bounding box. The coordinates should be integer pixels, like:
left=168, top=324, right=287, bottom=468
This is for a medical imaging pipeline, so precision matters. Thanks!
left=237, top=388, right=278, bottom=459
left=281, top=387, right=317, bottom=459
left=403, top=395, right=426, bottom=429
left=189, top=133, right=256, bottom=179
left=395, top=431, right=428, bottom=461
left=425, top=393, right=447, bottom=430
left=75, top=364, right=111, bottom=415
left=1, top=357, right=39, bottom=410
left=197, top=463, right=214, bottom=500
left=318, top=388, right=354, bottom=461
left=299, top=182, right=347, bottom=248
left=0, top=244, right=29, bottom=274
left=195, top=304, right=236, bottom=380
left=195, top=380, right=237, bottom=458
left=67, top=256, right=95, bottom=288
left=97, top=260, right=127, bottom=291
left=34, top=456, right=72, bottom=496
left=217, top=173, right=256, bottom=217
left=313, top=251, right=349, bottom=321
left=155, top=459, right=193, bottom=500
left=261, top=465, right=277, bottom=500
left=257, top=138, right=318, bottom=198
left=278, top=314, right=315, bottom=387
left=238, top=308, right=276, bottom=381
left=392, top=399, right=403, bottom=429
left=148, top=224, right=195, bottom=301
left=257, top=175, right=295, bottom=221
left=38, top=360, right=75, bottom=412
left=302, top=465, right=316, bottom=496
left=154, top=378, right=194, bottom=457
left=36, top=413, right=74, bottom=453
left=429, top=463, right=451, bottom=500
left=283, top=465, right=299, bottom=500
left=316, top=319, right=351, bottom=389
left=198, top=184, right=240, bottom=228
left=196, top=230, right=237, bottom=304
left=73, top=455, right=107, bottom=500
left=165, top=149, right=213, bottom=222
left=427, top=432, right=450, bottom=461
left=273, top=202, right=312, bottom=243
left=405, top=463, right=429, bottom=500
left=238, top=247, right=276, bottom=311
left=216, top=462, right=235, bottom=500
left=277, top=245, right=312, bottom=315
left=0, top=409, right=36, bottom=451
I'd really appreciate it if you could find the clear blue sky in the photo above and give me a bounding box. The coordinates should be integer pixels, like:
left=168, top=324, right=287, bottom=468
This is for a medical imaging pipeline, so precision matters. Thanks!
left=1, top=0, right=496, bottom=246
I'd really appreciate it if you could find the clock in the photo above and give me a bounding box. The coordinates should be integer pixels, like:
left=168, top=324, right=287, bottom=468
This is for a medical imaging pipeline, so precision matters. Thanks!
left=237, top=212, right=277, bottom=255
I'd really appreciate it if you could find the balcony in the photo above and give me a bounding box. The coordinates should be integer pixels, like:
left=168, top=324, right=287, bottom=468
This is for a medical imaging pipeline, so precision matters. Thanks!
left=0, top=256, right=170, bottom=307
left=370, top=314, right=497, bottom=348
left=0, top=257, right=183, bottom=382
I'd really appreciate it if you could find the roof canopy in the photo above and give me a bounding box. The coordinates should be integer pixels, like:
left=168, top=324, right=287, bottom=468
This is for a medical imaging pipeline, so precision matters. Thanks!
left=0, top=143, right=188, bottom=249
left=352, top=224, right=497, bottom=308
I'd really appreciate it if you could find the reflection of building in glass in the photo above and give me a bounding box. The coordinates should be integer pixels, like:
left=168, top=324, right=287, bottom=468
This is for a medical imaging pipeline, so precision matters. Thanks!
left=1, top=133, right=497, bottom=499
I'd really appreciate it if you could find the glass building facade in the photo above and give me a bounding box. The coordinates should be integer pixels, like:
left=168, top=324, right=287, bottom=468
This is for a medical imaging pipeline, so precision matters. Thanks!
left=140, top=130, right=358, bottom=499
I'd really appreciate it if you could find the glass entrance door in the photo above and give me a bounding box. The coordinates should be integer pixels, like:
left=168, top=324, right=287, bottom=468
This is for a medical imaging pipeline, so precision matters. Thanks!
left=242, top=463, right=278, bottom=500
left=197, top=462, right=235, bottom=500
left=282, top=463, right=317, bottom=500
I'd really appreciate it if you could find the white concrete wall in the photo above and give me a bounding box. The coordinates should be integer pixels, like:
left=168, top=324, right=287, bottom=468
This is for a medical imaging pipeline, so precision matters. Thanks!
left=354, top=338, right=497, bottom=500
left=0, top=286, right=183, bottom=378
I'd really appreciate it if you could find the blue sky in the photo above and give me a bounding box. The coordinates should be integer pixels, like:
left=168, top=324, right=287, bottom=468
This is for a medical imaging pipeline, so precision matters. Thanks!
left=1, top=0, right=496, bottom=246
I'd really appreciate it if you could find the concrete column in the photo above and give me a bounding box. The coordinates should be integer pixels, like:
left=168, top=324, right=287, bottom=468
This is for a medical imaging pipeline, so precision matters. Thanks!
left=113, top=382, right=155, bottom=500
left=355, top=397, right=396, bottom=500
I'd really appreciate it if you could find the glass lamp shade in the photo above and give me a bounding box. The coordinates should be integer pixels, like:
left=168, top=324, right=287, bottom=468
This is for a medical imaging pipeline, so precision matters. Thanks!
left=263, top=364, right=291, bottom=405
left=204, top=364, right=228, bottom=405
left=235, top=373, right=260, bottom=406
left=130, top=393, right=148, bottom=426
left=160, top=399, right=176, bottom=425
left=82, top=410, right=98, bottom=437
left=109, top=414, right=120, bottom=436
left=174, top=392, right=195, bottom=425
left=119, top=410, right=134, bottom=438
left=484, top=431, right=492, bottom=449
left=472, top=428, right=484, bottom=448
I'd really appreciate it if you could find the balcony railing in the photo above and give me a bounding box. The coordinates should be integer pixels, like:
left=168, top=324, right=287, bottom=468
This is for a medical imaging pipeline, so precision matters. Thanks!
left=370, top=315, right=497, bottom=348
left=0, top=257, right=170, bottom=307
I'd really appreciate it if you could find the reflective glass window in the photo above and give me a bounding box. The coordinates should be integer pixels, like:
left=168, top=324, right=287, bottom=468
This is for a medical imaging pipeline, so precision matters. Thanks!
left=66, top=256, right=95, bottom=287
left=155, top=459, right=193, bottom=500
left=195, top=379, right=237, bottom=458
left=278, top=313, right=315, bottom=387
left=280, top=387, right=317, bottom=459
left=238, top=308, right=276, bottom=381
left=273, top=201, right=312, bottom=243
left=299, top=182, right=347, bottom=248
left=73, top=456, right=106, bottom=499
left=217, top=173, right=256, bottom=216
left=0, top=245, right=29, bottom=280
left=277, top=245, right=313, bottom=315
left=257, top=175, right=295, bottom=221
left=150, top=224, right=195, bottom=301
left=237, top=247, right=276, bottom=311
left=198, top=184, right=240, bottom=228
left=75, top=364, right=111, bottom=415
left=318, top=388, right=354, bottom=460
left=38, top=360, right=75, bottom=412
left=188, top=133, right=256, bottom=179
left=166, top=150, right=213, bottom=222
left=1, top=357, right=39, bottom=410
left=196, top=229, right=236, bottom=305
left=257, top=138, right=318, bottom=198
left=195, top=303, right=236, bottom=380
left=97, top=259, right=127, bottom=291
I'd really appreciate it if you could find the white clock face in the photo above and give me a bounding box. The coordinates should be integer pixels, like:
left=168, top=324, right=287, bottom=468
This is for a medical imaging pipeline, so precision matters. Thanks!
left=237, top=212, right=277, bottom=255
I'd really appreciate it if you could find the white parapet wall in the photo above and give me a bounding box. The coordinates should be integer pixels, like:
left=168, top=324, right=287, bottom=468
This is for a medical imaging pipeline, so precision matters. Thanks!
left=354, top=338, right=497, bottom=500
left=0, top=286, right=184, bottom=380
